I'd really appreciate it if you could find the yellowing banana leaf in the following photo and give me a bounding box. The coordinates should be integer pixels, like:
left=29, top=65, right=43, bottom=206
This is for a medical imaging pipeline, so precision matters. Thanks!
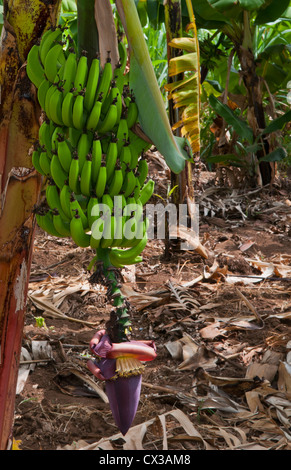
left=165, top=1, right=201, bottom=155
left=168, top=52, right=198, bottom=76
left=168, top=37, right=197, bottom=53
left=164, top=74, right=198, bottom=94
left=116, top=0, right=190, bottom=174
left=171, top=88, right=199, bottom=108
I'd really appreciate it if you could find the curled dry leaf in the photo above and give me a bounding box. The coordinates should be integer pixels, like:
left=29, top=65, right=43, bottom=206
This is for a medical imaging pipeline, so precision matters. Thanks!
left=53, top=367, right=108, bottom=403
left=194, top=367, right=267, bottom=397
left=59, top=409, right=209, bottom=450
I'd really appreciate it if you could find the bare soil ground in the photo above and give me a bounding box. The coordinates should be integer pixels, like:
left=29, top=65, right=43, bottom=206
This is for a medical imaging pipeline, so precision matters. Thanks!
left=13, top=155, right=291, bottom=450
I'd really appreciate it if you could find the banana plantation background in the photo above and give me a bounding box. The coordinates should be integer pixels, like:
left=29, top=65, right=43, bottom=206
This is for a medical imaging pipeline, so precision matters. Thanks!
left=0, top=0, right=291, bottom=451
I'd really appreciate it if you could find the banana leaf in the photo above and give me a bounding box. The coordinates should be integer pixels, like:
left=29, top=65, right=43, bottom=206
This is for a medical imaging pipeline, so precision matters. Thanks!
left=255, top=0, right=291, bottom=24
left=168, top=52, right=198, bottom=76
left=116, top=0, right=190, bottom=174
left=260, top=147, right=287, bottom=162
left=168, top=37, right=197, bottom=52
left=209, top=94, right=253, bottom=142
left=164, top=1, right=200, bottom=155
left=261, top=109, right=291, bottom=135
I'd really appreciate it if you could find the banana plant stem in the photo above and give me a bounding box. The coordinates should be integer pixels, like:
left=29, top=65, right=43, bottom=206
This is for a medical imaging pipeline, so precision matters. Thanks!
left=95, top=247, right=131, bottom=343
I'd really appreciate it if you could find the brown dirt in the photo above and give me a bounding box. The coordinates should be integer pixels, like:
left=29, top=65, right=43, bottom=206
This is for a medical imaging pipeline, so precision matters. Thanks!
left=13, top=158, right=291, bottom=450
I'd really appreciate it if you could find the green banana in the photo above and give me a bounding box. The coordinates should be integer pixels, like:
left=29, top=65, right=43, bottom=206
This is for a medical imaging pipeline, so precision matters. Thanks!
left=113, top=40, right=128, bottom=93
left=52, top=210, right=71, bottom=237
left=38, top=28, right=54, bottom=58
left=39, top=150, right=51, bottom=176
left=39, top=120, right=52, bottom=154
left=95, top=163, right=107, bottom=198
left=128, top=142, right=139, bottom=170
left=101, top=80, right=122, bottom=121
left=48, top=86, right=64, bottom=126
left=139, top=179, right=155, bottom=205
left=51, top=126, right=64, bottom=152
left=46, top=180, right=69, bottom=220
left=111, top=233, right=148, bottom=265
left=116, top=118, right=129, bottom=154
left=77, top=131, right=93, bottom=172
left=59, top=183, right=72, bottom=220
left=37, top=78, right=51, bottom=110
left=96, top=54, right=113, bottom=104
left=105, top=136, right=118, bottom=182
left=80, top=154, right=92, bottom=197
left=39, top=27, right=63, bottom=67
left=108, top=167, right=123, bottom=197
left=61, top=89, right=75, bottom=127
left=62, top=48, right=77, bottom=95
left=70, top=196, right=88, bottom=229
left=50, top=152, right=68, bottom=189
left=84, top=56, right=100, bottom=112
left=68, top=127, right=82, bottom=148
left=87, top=195, right=99, bottom=229
left=113, top=63, right=125, bottom=96
left=31, top=148, right=45, bottom=175
left=101, top=215, right=115, bottom=249
left=126, top=97, right=139, bottom=129
left=122, top=168, right=138, bottom=198
left=26, top=44, right=45, bottom=88
left=119, top=141, right=132, bottom=173
left=101, top=193, right=114, bottom=215
left=73, top=93, right=85, bottom=130
left=74, top=52, right=88, bottom=94
left=91, top=133, right=102, bottom=184
left=53, top=61, right=65, bottom=86
left=57, top=134, right=72, bottom=172
left=90, top=216, right=103, bottom=249
left=70, top=213, right=91, bottom=248
left=110, top=252, right=142, bottom=267
left=97, top=98, right=118, bottom=134
left=136, top=158, right=148, bottom=186
left=68, top=153, right=80, bottom=194
left=44, top=42, right=66, bottom=83
left=36, top=210, right=64, bottom=238
left=133, top=179, right=141, bottom=200
left=44, top=83, right=58, bottom=120
left=86, top=93, right=103, bottom=132
left=111, top=215, right=126, bottom=247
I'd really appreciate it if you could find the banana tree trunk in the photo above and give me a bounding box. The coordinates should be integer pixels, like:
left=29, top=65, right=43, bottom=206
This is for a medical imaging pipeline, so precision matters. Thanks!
left=0, top=0, right=61, bottom=450
left=165, top=0, right=194, bottom=207
left=233, top=12, right=272, bottom=185
left=236, top=45, right=273, bottom=185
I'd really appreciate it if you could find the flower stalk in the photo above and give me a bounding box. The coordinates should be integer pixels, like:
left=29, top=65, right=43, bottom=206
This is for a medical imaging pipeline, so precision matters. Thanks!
left=89, top=246, right=131, bottom=343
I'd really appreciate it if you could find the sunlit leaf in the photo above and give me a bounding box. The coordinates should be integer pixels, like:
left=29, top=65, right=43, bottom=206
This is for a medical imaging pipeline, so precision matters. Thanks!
left=168, top=37, right=196, bottom=52
left=165, top=1, right=201, bottom=155
left=168, top=52, right=198, bottom=76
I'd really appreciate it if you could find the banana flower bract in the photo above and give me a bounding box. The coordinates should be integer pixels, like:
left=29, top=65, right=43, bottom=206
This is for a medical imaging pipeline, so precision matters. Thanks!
left=87, top=329, right=156, bottom=435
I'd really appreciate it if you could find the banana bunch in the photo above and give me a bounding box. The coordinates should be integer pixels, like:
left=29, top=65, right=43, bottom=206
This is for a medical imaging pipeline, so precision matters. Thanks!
left=28, top=27, right=154, bottom=268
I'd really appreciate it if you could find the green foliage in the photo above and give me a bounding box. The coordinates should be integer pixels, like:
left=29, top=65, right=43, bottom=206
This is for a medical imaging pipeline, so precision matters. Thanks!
left=143, top=21, right=168, bottom=93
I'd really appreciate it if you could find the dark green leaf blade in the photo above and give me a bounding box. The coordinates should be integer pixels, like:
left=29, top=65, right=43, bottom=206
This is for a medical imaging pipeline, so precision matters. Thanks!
left=209, top=94, right=253, bottom=142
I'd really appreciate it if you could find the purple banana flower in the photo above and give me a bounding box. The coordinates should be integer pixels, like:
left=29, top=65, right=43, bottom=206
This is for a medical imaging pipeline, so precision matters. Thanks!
left=87, top=329, right=156, bottom=435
